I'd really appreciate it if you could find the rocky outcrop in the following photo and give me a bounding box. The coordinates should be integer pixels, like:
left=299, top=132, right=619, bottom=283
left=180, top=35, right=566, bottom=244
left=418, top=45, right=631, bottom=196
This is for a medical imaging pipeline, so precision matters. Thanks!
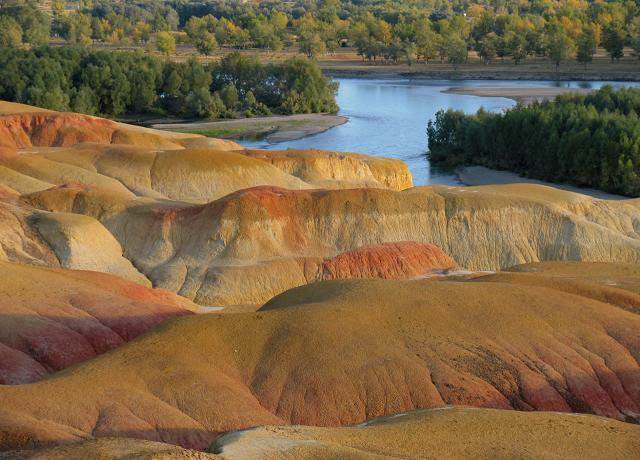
left=241, top=148, right=413, bottom=191
left=320, top=241, right=456, bottom=280
left=84, top=184, right=640, bottom=306
left=0, top=200, right=59, bottom=268
left=0, top=192, right=149, bottom=285
left=0, top=144, right=415, bottom=204
left=0, top=112, right=184, bottom=150
left=0, top=263, right=638, bottom=450
left=16, top=180, right=640, bottom=306
left=0, top=261, right=197, bottom=385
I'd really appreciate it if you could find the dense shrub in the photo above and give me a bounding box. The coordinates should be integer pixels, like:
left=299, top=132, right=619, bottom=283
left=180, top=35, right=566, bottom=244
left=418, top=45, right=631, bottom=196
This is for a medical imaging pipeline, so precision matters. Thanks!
left=426, top=86, right=640, bottom=197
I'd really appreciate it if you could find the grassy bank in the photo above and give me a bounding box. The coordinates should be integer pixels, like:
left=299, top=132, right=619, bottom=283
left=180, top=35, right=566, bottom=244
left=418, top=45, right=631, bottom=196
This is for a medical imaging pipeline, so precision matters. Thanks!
left=154, top=113, right=347, bottom=143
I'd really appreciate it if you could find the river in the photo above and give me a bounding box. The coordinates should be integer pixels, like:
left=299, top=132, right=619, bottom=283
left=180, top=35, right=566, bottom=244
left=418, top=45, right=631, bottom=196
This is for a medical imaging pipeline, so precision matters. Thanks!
left=239, top=79, right=639, bottom=186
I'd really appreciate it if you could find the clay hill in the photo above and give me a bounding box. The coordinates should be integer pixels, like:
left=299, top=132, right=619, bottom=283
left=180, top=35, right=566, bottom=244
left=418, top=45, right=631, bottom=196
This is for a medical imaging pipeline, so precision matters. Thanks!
left=0, top=102, right=639, bottom=307
left=0, top=262, right=638, bottom=452
left=0, top=101, right=639, bottom=458
left=0, top=261, right=198, bottom=385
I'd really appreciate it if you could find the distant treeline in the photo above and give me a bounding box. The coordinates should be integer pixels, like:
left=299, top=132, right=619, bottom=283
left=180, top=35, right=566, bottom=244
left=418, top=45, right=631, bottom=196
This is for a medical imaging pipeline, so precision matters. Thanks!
left=0, top=47, right=338, bottom=119
left=426, top=86, right=640, bottom=197
left=2, top=1, right=640, bottom=67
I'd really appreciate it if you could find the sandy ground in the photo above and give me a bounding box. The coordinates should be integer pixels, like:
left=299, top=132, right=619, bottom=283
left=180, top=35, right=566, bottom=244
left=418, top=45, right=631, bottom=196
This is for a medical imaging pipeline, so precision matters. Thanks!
left=152, top=114, right=347, bottom=143
left=444, top=86, right=594, bottom=103
left=457, top=166, right=628, bottom=200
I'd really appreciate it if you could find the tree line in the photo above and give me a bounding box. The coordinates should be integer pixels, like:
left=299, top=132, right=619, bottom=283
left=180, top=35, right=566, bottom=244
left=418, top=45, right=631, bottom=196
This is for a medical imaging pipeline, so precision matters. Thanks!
left=0, top=46, right=338, bottom=119
left=426, top=86, right=640, bottom=197
left=2, top=1, right=640, bottom=67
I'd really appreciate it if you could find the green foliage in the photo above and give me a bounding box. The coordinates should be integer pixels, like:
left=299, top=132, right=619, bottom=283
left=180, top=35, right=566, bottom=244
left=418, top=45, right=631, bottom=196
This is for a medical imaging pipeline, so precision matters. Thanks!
left=0, top=16, right=23, bottom=47
left=0, top=47, right=338, bottom=119
left=275, top=56, right=339, bottom=114
left=427, top=86, right=640, bottom=197
left=0, top=3, right=50, bottom=46
left=185, top=15, right=218, bottom=56
left=54, top=13, right=93, bottom=46
left=478, top=32, right=498, bottom=64
left=602, top=24, right=626, bottom=62
left=4, top=0, right=640, bottom=67
left=186, top=88, right=225, bottom=118
left=445, top=35, right=468, bottom=68
left=545, top=28, right=576, bottom=69
left=220, top=84, right=240, bottom=111
left=576, top=26, right=597, bottom=67
left=156, top=31, right=176, bottom=56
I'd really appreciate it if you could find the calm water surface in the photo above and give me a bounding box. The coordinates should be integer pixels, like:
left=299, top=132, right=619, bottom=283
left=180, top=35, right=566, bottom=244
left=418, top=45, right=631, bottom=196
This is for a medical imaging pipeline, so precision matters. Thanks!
left=240, top=79, right=639, bottom=185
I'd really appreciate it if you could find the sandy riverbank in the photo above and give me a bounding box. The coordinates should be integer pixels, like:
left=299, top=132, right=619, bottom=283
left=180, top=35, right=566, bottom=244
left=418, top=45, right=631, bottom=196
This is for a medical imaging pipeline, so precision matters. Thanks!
left=444, top=86, right=594, bottom=103
left=457, top=166, right=628, bottom=200
left=151, top=113, right=347, bottom=143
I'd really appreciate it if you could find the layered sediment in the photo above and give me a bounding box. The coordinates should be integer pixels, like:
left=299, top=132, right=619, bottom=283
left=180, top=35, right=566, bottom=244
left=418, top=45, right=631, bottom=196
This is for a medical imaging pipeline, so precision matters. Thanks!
left=0, top=102, right=638, bottom=457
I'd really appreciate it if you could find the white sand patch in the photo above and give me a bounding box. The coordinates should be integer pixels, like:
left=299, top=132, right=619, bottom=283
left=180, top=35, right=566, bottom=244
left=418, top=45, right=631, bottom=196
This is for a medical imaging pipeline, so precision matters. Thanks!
left=213, top=428, right=319, bottom=459
left=200, top=306, right=225, bottom=313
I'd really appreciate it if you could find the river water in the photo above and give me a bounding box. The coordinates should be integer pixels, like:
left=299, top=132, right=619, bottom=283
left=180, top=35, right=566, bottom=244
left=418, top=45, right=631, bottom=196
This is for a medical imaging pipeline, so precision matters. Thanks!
left=239, top=78, right=638, bottom=185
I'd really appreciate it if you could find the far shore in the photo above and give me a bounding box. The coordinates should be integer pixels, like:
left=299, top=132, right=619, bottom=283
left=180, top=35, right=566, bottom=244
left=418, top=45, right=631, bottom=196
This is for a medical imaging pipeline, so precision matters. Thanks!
left=444, top=86, right=594, bottom=104
left=322, top=67, right=640, bottom=82
left=457, top=165, right=628, bottom=201
left=318, top=49, right=640, bottom=82
left=151, top=113, right=347, bottom=143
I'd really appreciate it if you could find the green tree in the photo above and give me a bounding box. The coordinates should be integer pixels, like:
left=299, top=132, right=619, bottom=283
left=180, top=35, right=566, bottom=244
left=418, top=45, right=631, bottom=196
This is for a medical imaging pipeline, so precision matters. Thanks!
left=478, top=32, right=498, bottom=64
left=71, top=86, right=98, bottom=115
left=445, top=36, right=468, bottom=69
left=56, top=13, right=93, bottom=46
left=4, top=5, right=50, bottom=46
left=0, top=16, right=23, bottom=47
left=576, top=26, right=597, bottom=68
left=193, top=31, right=217, bottom=56
left=602, top=24, right=626, bottom=62
left=186, top=88, right=225, bottom=118
left=402, top=42, right=418, bottom=66
left=504, top=31, right=527, bottom=64
left=219, top=84, right=239, bottom=111
left=546, top=29, right=576, bottom=70
left=156, top=32, right=176, bottom=56
left=299, top=33, right=326, bottom=58
left=414, top=19, right=439, bottom=63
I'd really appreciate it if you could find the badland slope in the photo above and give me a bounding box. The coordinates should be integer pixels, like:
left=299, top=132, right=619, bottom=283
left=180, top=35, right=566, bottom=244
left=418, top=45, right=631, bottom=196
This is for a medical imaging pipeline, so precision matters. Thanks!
left=0, top=263, right=638, bottom=451
left=3, top=103, right=640, bottom=306
left=4, top=408, right=639, bottom=459
left=0, top=261, right=197, bottom=385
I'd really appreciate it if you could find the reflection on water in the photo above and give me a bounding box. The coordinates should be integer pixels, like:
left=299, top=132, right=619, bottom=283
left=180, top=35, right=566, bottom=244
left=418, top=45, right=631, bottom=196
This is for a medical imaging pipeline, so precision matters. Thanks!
left=239, top=78, right=639, bottom=186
